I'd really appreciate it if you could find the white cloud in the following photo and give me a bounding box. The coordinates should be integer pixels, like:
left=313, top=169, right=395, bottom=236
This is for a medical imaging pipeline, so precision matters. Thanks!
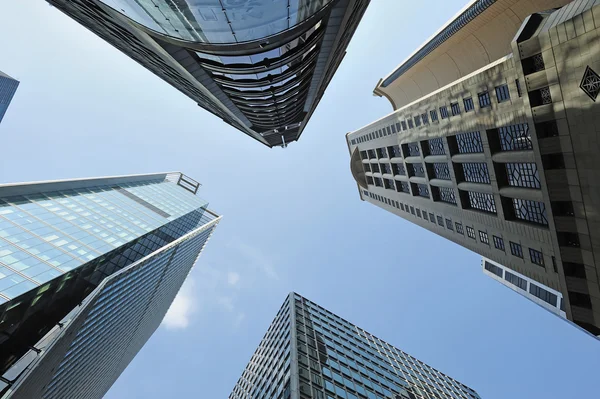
left=227, top=271, right=240, bottom=286
left=216, top=296, right=235, bottom=312
left=233, top=241, right=278, bottom=280
left=162, top=277, right=196, bottom=330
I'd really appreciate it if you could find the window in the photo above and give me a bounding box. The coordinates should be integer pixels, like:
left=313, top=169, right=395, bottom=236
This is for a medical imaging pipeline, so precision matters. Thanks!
left=445, top=219, right=453, bottom=230
left=401, top=121, right=407, bottom=131
left=439, top=106, right=449, bottom=119
left=479, top=231, right=489, bottom=245
left=495, top=84, right=510, bottom=102
left=460, top=162, right=490, bottom=184
left=429, top=213, right=435, bottom=223
left=455, top=222, right=464, bottom=234
left=510, top=241, right=523, bottom=258
left=497, top=123, right=532, bottom=151
left=374, top=177, right=382, bottom=187
left=464, top=191, right=496, bottom=214
left=505, top=163, right=541, bottom=188
left=395, top=122, right=401, bottom=132
left=430, top=109, right=438, bottom=122
left=515, top=79, right=522, bottom=97
left=414, top=115, right=421, bottom=127
left=466, top=226, right=476, bottom=239
left=426, top=138, right=445, bottom=155
left=505, top=271, right=527, bottom=290
left=416, top=209, right=421, bottom=217
left=371, top=163, right=380, bottom=173
left=493, top=236, right=505, bottom=251
left=569, top=291, right=592, bottom=308
left=463, top=97, right=474, bottom=112
left=529, top=248, right=545, bottom=267
left=377, top=147, right=387, bottom=158
left=437, top=216, right=444, bottom=226
left=360, top=151, right=368, bottom=160
left=522, top=53, right=545, bottom=75
left=363, top=163, right=371, bottom=172
left=406, top=142, right=420, bottom=157
left=454, top=131, right=483, bottom=153
left=530, top=283, right=557, bottom=307
left=384, top=179, right=394, bottom=189
left=400, top=203, right=405, bottom=211
left=478, top=91, right=491, bottom=108
left=407, top=119, right=414, bottom=129
left=387, top=145, right=401, bottom=158
left=484, top=261, right=503, bottom=278
left=451, top=102, right=461, bottom=116
left=416, top=183, right=429, bottom=198
left=392, top=163, right=406, bottom=176
left=510, top=198, right=548, bottom=226
left=396, top=181, right=410, bottom=193
left=410, top=206, right=415, bottom=215
left=432, top=163, right=451, bottom=180
left=408, top=163, right=425, bottom=178
left=421, top=113, right=429, bottom=124
left=434, top=187, right=457, bottom=205
left=391, top=124, right=397, bottom=134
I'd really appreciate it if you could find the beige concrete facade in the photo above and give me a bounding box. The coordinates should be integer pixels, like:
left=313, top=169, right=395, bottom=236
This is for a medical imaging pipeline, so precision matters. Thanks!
left=348, top=0, right=600, bottom=338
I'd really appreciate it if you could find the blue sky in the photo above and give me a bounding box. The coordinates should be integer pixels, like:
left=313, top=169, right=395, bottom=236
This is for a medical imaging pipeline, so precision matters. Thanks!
left=1, top=1, right=599, bottom=398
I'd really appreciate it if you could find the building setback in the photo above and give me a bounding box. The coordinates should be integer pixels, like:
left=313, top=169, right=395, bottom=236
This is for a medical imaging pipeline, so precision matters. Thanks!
left=45, top=0, right=370, bottom=148
left=0, top=70, right=19, bottom=124
left=347, top=0, right=600, bottom=338
left=0, top=172, right=220, bottom=398
left=229, top=292, right=481, bottom=399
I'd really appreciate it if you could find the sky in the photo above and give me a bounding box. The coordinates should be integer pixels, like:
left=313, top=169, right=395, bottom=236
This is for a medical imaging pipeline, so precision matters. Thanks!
left=0, top=1, right=599, bottom=398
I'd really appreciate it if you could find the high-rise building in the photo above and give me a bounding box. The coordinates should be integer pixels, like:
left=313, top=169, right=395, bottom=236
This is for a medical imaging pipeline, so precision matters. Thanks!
left=0, top=172, right=220, bottom=398
left=229, top=292, right=481, bottom=399
left=0, top=70, right=19, bottom=124
left=46, top=0, right=370, bottom=148
left=346, top=0, right=600, bottom=338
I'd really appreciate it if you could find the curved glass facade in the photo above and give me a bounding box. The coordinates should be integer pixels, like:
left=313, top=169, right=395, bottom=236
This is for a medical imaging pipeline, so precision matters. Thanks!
left=100, top=0, right=333, bottom=44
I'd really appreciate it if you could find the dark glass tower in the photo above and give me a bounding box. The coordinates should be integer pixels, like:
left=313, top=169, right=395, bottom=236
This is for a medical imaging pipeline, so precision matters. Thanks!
left=229, top=293, right=481, bottom=399
left=45, top=0, right=371, bottom=148
left=0, top=70, right=19, bottom=124
left=0, top=172, right=220, bottom=398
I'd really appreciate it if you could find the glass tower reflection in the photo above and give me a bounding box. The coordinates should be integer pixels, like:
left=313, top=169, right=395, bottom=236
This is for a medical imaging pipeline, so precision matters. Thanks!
left=229, top=293, right=481, bottom=399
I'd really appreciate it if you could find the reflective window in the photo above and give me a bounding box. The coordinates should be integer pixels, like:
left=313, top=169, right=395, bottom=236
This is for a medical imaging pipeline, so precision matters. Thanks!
left=455, top=131, right=483, bottom=154
left=429, top=109, right=438, bottom=122
left=505, top=270, right=527, bottom=290
left=493, top=236, right=505, bottom=251
left=451, top=102, right=460, bottom=116
left=478, top=91, right=491, bottom=108
left=510, top=241, right=523, bottom=258
left=529, top=248, right=545, bottom=267
left=530, top=283, right=557, bottom=306
left=432, top=163, right=451, bottom=180
left=466, top=226, right=476, bottom=239
left=510, top=198, right=548, bottom=226
left=464, top=191, right=496, bottom=214
left=495, top=84, right=511, bottom=102
left=505, top=163, right=541, bottom=188
left=498, top=123, right=532, bottom=151
left=479, top=231, right=489, bottom=245
left=484, top=261, right=503, bottom=278
left=463, top=97, right=474, bottom=112
left=439, top=106, right=449, bottom=119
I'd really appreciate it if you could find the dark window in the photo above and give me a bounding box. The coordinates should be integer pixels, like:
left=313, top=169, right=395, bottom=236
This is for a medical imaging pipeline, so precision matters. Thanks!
left=541, top=153, right=566, bottom=170
left=401, top=121, right=407, bottom=131
left=400, top=203, right=405, bottom=211
left=522, top=53, right=545, bottom=75
left=407, top=119, right=414, bottom=129
left=410, top=206, right=415, bottom=215
left=366, top=176, right=374, bottom=185
left=392, top=163, right=406, bottom=176
left=406, top=142, right=420, bottom=157
left=505, top=163, right=541, bottom=188
left=509, top=198, right=548, bottom=226
left=498, top=123, right=532, bottom=151
left=384, top=178, right=394, bottom=190
left=374, top=177, right=382, bottom=187
left=371, top=163, right=380, bottom=173
left=363, top=163, right=371, bottom=172
left=529, top=86, right=552, bottom=106
left=368, top=149, right=377, bottom=159
left=433, top=187, right=457, bottom=205
left=414, top=115, right=421, bottom=127
left=445, top=219, right=453, bottom=230
left=493, top=236, right=505, bottom=251
left=437, top=216, right=444, bottom=226
left=386, top=126, right=391, bottom=135
left=451, top=102, right=461, bottom=116
left=478, top=91, right=491, bottom=108
left=407, top=163, right=425, bottom=178
left=479, top=231, right=489, bottom=245
left=461, top=162, right=490, bottom=184
left=568, top=291, right=592, bottom=309
left=466, top=226, right=476, bottom=239
left=429, top=213, right=435, bottom=223
left=387, top=145, right=401, bottom=158
left=360, top=151, right=368, bottom=160
left=432, top=163, right=451, bottom=180
left=495, top=84, right=510, bottom=102
left=510, top=241, right=523, bottom=258
left=426, top=138, right=445, bottom=155
left=377, top=148, right=388, bottom=158
left=439, top=106, right=449, bottom=119
left=396, top=181, right=410, bottom=193
left=430, top=109, right=438, bottom=122
left=484, top=261, right=503, bottom=278
left=391, top=124, right=397, bottom=134
left=455, top=222, right=464, bottom=234
left=463, top=191, right=497, bottom=214
left=416, top=208, right=422, bottom=217
left=415, top=183, right=430, bottom=198
left=535, top=121, right=559, bottom=139
left=529, top=248, right=545, bottom=267
left=463, top=97, right=474, bottom=112
left=557, top=232, right=581, bottom=248
left=515, top=79, right=522, bottom=97
left=530, top=283, right=558, bottom=307
left=421, top=113, right=429, bottom=124
left=505, top=271, right=527, bottom=290
left=395, top=122, right=401, bottom=132
left=455, top=131, right=483, bottom=153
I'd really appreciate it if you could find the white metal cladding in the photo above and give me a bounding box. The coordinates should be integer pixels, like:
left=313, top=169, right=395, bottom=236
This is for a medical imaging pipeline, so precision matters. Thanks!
left=4, top=215, right=220, bottom=399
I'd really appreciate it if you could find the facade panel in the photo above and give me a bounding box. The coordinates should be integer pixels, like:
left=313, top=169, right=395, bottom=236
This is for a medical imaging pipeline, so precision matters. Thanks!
left=229, top=293, right=481, bottom=399
left=0, top=70, right=19, bottom=124
left=347, top=0, right=600, bottom=339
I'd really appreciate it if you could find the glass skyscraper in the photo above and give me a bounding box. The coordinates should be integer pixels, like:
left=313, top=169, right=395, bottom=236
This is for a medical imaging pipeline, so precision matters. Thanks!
left=0, top=172, right=220, bottom=398
left=0, top=70, right=19, bottom=124
left=229, top=293, right=481, bottom=399
left=45, top=0, right=370, bottom=147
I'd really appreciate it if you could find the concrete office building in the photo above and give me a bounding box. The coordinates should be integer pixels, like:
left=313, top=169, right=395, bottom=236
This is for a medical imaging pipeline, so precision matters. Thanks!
left=0, top=70, right=19, bottom=124
left=0, top=172, right=220, bottom=398
left=229, top=292, right=481, bottom=399
left=46, top=0, right=370, bottom=148
left=347, top=0, right=600, bottom=338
